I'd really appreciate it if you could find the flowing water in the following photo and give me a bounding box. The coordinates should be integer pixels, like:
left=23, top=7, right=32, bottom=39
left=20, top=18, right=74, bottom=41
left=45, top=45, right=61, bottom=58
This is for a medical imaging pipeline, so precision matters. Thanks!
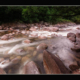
left=0, top=24, right=80, bottom=74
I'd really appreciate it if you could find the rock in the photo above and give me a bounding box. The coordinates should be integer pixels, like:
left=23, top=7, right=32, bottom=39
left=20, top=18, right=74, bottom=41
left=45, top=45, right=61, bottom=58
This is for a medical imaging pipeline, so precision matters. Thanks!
left=75, top=54, right=80, bottom=59
left=15, top=48, right=26, bottom=55
left=37, top=53, right=43, bottom=61
left=67, top=33, right=76, bottom=38
left=29, top=27, right=37, bottom=31
left=71, top=44, right=80, bottom=52
left=22, top=61, right=41, bottom=74
left=69, top=64, right=79, bottom=71
left=29, top=34, right=38, bottom=38
left=1, top=59, right=10, bottom=64
left=8, top=69, right=12, bottom=73
left=23, top=39, right=31, bottom=44
left=68, top=37, right=76, bottom=42
left=77, top=61, right=80, bottom=66
left=48, top=27, right=59, bottom=32
left=38, top=35, right=47, bottom=40
left=0, top=68, right=6, bottom=74
left=1, top=35, right=9, bottom=40
left=33, top=51, right=37, bottom=56
left=43, top=50, right=71, bottom=74
left=76, top=33, right=80, bottom=38
left=0, top=26, right=2, bottom=30
left=43, top=27, right=59, bottom=32
left=11, top=56, right=21, bottom=64
left=21, top=56, right=29, bottom=64
left=27, top=47, right=35, bottom=51
left=43, top=50, right=61, bottom=74
left=72, top=69, right=80, bottom=74
left=36, top=43, right=48, bottom=52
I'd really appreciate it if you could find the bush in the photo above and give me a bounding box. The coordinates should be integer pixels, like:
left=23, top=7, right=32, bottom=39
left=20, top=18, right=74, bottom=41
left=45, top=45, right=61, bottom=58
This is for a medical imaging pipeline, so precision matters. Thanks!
left=71, top=15, right=80, bottom=24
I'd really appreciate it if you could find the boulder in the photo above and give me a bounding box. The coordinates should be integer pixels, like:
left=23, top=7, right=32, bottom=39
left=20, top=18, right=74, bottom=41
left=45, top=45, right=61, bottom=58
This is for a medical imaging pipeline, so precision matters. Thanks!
left=43, top=50, right=71, bottom=74
left=22, top=61, right=41, bottom=74
left=38, top=35, right=47, bottom=40
left=29, top=27, right=37, bottom=31
left=69, top=64, right=79, bottom=71
left=71, top=44, right=80, bottom=52
left=43, top=27, right=59, bottom=32
left=1, top=35, right=9, bottom=40
left=76, top=33, right=80, bottom=38
left=68, top=37, right=76, bottom=42
left=67, top=33, right=76, bottom=38
left=0, top=26, right=2, bottom=30
left=0, top=68, right=6, bottom=74
left=23, top=39, right=31, bottom=44
left=72, top=69, right=80, bottom=74
left=48, top=27, right=59, bottom=32
left=36, top=43, right=48, bottom=52
left=11, top=56, right=21, bottom=64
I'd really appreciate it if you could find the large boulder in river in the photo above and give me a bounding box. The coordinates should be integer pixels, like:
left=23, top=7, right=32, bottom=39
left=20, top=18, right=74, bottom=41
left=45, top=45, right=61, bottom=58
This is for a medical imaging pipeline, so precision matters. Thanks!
left=67, top=33, right=76, bottom=42
left=21, top=61, right=41, bottom=74
left=67, top=33, right=76, bottom=38
left=0, top=68, right=6, bottom=74
left=36, top=43, right=48, bottom=52
left=68, top=37, right=76, bottom=42
left=43, top=50, right=71, bottom=74
left=76, top=33, right=80, bottom=38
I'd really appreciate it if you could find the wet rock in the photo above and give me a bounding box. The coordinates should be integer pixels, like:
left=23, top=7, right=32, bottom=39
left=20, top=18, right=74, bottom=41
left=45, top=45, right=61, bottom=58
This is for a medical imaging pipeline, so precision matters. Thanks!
left=29, top=34, right=38, bottom=38
left=27, top=47, right=35, bottom=51
left=43, top=50, right=71, bottom=74
left=1, top=35, right=9, bottom=40
left=22, top=61, right=41, bottom=74
left=23, top=39, right=31, bottom=44
left=33, top=51, right=37, bottom=56
left=76, top=38, right=80, bottom=44
left=0, top=68, right=6, bottom=74
left=43, top=50, right=61, bottom=74
left=68, top=37, right=76, bottom=42
left=8, top=69, right=12, bottom=73
left=1, top=59, right=10, bottom=64
left=72, top=69, right=80, bottom=74
left=15, top=48, right=26, bottom=55
left=29, top=27, right=37, bottom=31
left=38, top=35, right=47, bottom=40
left=37, top=53, right=43, bottom=61
left=11, top=56, right=21, bottom=64
left=76, top=33, right=80, bottom=38
left=0, top=26, right=2, bottom=30
left=48, top=27, right=59, bottom=32
left=67, top=33, right=76, bottom=38
left=77, top=61, right=80, bottom=66
left=36, top=43, right=48, bottom=52
left=43, top=27, right=59, bottom=32
left=21, top=56, right=29, bottom=64
left=71, top=44, right=80, bottom=52
left=75, top=54, right=80, bottom=59
left=69, top=64, right=79, bottom=71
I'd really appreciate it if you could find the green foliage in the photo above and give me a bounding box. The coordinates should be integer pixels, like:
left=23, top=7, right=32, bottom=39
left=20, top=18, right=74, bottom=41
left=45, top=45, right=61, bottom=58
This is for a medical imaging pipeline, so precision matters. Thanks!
left=0, top=6, right=80, bottom=24
left=71, top=15, right=80, bottom=24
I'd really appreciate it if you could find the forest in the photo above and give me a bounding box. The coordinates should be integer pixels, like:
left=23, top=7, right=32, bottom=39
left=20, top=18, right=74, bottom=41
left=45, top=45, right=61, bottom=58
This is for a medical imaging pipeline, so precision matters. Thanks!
left=0, top=6, right=80, bottom=24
